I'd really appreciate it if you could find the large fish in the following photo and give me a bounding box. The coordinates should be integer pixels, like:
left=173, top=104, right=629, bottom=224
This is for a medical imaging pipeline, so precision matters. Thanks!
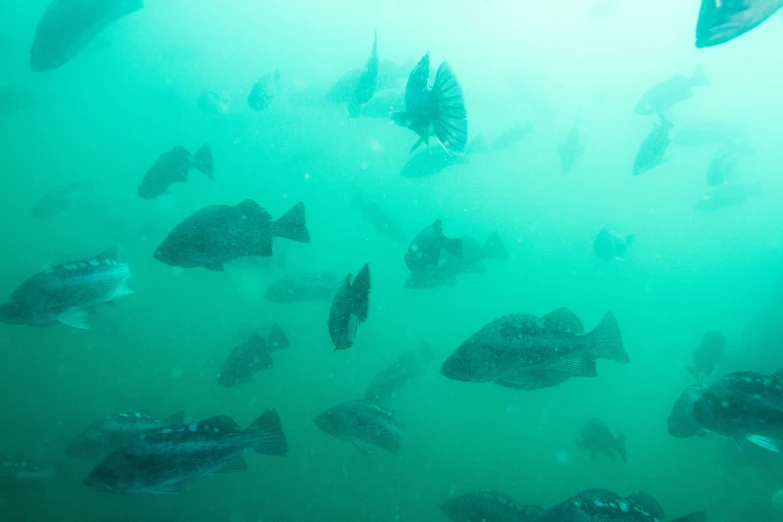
left=217, top=325, right=291, bottom=387
left=695, top=0, right=783, bottom=48
left=537, top=489, right=705, bottom=522
left=30, top=0, right=144, bottom=72
left=84, top=409, right=288, bottom=494
left=440, top=491, right=543, bottom=522
left=153, top=200, right=310, bottom=271
left=0, top=248, right=132, bottom=329
left=313, top=400, right=401, bottom=455
left=328, top=264, right=370, bottom=350
left=137, top=144, right=212, bottom=199
left=365, top=342, right=435, bottom=404
left=634, top=68, right=710, bottom=115
left=577, top=418, right=627, bottom=463
left=264, top=272, right=341, bottom=304
left=632, top=114, right=673, bottom=176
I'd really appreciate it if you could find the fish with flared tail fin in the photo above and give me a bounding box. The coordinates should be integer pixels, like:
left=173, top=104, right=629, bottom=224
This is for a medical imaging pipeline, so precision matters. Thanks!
left=695, top=0, right=783, bottom=48
left=217, top=324, right=291, bottom=387
left=349, top=29, right=379, bottom=118
left=328, top=264, right=370, bottom=350
left=632, top=114, right=673, bottom=176
left=577, top=418, right=627, bottom=463
left=391, top=52, right=468, bottom=154
left=138, top=144, right=213, bottom=200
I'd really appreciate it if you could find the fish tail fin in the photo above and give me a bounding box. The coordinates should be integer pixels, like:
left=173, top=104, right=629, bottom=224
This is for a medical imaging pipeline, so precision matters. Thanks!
left=690, top=66, right=710, bottom=88
left=430, top=62, right=468, bottom=153
left=590, top=311, right=629, bottom=363
left=616, top=433, right=627, bottom=463
left=191, top=144, right=213, bottom=179
left=246, top=409, right=288, bottom=456
left=482, top=232, right=509, bottom=260
left=671, top=512, right=707, bottom=522
left=163, top=410, right=186, bottom=426
left=442, top=237, right=463, bottom=258
left=267, top=323, right=291, bottom=351
left=271, top=202, right=311, bottom=243
left=350, top=264, right=371, bottom=321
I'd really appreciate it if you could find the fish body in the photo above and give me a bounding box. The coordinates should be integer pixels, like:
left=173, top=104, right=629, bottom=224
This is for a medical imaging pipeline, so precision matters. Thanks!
left=491, top=122, right=535, bottom=151
left=405, top=220, right=462, bottom=272
left=350, top=193, right=408, bottom=245
left=695, top=0, right=783, bottom=48
left=328, top=264, right=370, bottom=350
left=153, top=200, right=310, bottom=271
left=634, top=68, right=710, bottom=115
left=138, top=144, right=213, bottom=199
left=326, top=60, right=404, bottom=104
left=687, top=330, right=725, bottom=380
left=217, top=325, right=290, bottom=387
left=264, top=272, right=340, bottom=303
left=84, top=410, right=288, bottom=494
left=440, top=491, right=544, bottom=522
left=578, top=418, right=627, bottom=463
left=558, top=113, right=584, bottom=172
left=365, top=343, right=435, bottom=403
left=440, top=308, right=628, bottom=390
left=313, top=400, right=401, bottom=455
left=31, top=180, right=95, bottom=219
left=594, top=225, right=635, bottom=262
left=248, top=69, right=281, bottom=111
left=537, top=489, right=705, bottom=522
left=706, top=139, right=752, bottom=187
left=668, top=383, right=707, bottom=438
left=694, top=181, right=762, bottom=211
left=0, top=248, right=132, bottom=329
left=632, top=114, right=673, bottom=175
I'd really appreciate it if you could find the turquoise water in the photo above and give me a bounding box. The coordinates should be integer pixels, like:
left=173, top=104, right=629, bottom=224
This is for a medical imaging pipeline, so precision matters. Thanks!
left=2, top=1, right=783, bottom=521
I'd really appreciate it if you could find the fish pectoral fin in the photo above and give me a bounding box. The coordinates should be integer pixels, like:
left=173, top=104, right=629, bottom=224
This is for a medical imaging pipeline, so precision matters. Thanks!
left=352, top=439, right=375, bottom=456
left=548, top=352, right=597, bottom=377
left=58, top=309, right=90, bottom=329
left=746, top=434, right=783, bottom=452
left=211, top=455, right=247, bottom=474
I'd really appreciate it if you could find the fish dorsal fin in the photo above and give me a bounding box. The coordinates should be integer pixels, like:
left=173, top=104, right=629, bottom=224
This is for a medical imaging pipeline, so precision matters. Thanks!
left=489, top=313, right=539, bottom=336
left=200, top=415, right=242, bottom=434
left=538, top=307, right=584, bottom=334
left=235, top=199, right=272, bottom=221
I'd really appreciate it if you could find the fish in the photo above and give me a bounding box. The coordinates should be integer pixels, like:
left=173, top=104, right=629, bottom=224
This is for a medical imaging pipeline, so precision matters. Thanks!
left=313, top=400, right=401, bottom=455
left=326, top=60, right=405, bottom=104
left=0, top=247, right=132, bottom=329
left=359, top=88, right=405, bottom=118
left=491, top=122, right=535, bottom=152
left=705, top=138, right=753, bottom=187
left=31, top=180, right=95, bottom=219
left=350, top=192, right=408, bottom=245
left=558, top=112, right=584, bottom=172
left=399, top=145, right=467, bottom=178
left=440, top=491, right=544, bottom=522
left=348, top=29, right=379, bottom=118
left=672, top=121, right=746, bottom=147
left=390, top=52, right=468, bottom=154
left=196, top=91, right=228, bottom=115
left=695, top=0, right=783, bottom=48
left=632, top=114, right=673, bottom=176
left=536, top=488, right=706, bottom=522
left=686, top=330, right=725, bottom=381
left=634, top=68, right=710, bottom=115
left=694, top=181, right=762, bottom=212
left=328, top=264, right=370, bottom=350
left=365, top=342, right=435, bottom=404
left=667, top=383, right=708, bottom=438
left=440, top=307, right=629, bottom=390
left=0, top=457, right=54, bottom=490
left=30, top=0, right=144, bottom=72
left=264, top=272, right=341, bottom=304
left=405, top=220, right=462, bottom=273
left=593, top=225, right=635, bottom=262
left=248, top=69, right=281, bottom=111
left=217, top=325, right=291, bottom=387
left=693, top=370, right=783, bottom=452
left=84, top=409, right=288, bottom=495
left=577, top=418, right=627, bottom=463
left=65, top=411, right=186, bottom=460
left=153, top=200, right=310, bottom=271
left=137, top=144, right=213, bottom=200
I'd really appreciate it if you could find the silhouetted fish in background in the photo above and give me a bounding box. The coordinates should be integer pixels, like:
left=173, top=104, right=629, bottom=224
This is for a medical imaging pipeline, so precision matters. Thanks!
left=138, top=144, right=213, bottom=199
left=314, top=400, right=401, bottom=455
left=405, top=220, right=462, bottom=273
left=350, top=192, right=408, bottom=245
left=634, top=68, right=710, bottom=115
left=706, top=138, right=753, bottom=187
left=365, top=342, right=435, bottom=404
left=264, top=272, right=340, bottom=304
left=217, top=325, right=291, bottom=387
left=248, top=69, right=281, bottom=111
left=348, top=30, right=379, bottom=118
left=594, top=225, right=635, bottom=262
left=0, top=457, right=54, bottom=490
left=632, top=114, right=673, bottom=175
left=196, top=91, right=228, bottom=115
left=558, top=111, right=584, bottom=172
left=577, top=417, right=627, bottom=463
left=326, top=59, right=407, bottom=104
left=695, top=0, right=783, bottom=48
left=328, top=264, right=370, bottom=350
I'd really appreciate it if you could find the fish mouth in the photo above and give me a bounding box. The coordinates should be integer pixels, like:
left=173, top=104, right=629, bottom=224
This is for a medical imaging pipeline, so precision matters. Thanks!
left=439, top=362, right=472, bottom=382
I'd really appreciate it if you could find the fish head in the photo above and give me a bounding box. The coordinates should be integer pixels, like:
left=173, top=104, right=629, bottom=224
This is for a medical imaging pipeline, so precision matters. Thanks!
left=692, top=376, right=755, bottom=433
left=696, top=0, right=783, bottom=48
left=440, top=341, right=498, bottom=382
left=0, top=302, right=27, bottom=325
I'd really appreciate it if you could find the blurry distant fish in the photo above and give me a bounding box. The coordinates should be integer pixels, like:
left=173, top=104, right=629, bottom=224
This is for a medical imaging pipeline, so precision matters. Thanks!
left=0, top=248, right=132, bottom=329
left=137, top=144, right=213, bottom=200
left=593, top=225, right=635, bottom=262
left=706, top=138, right=753, bottom=187
left=577, top=418, right=627, bottom=463
left=536, top=489, right=705, bottom=522
left=153, top=200, right=310, bottom=271
left=405, top=220, right=462, bottom=273
left=196, top=91, right=228, bottom=115
left=391, top=52, right=468, bottom=154
left=31, top=180, right=95, bottom=219
left=365, top=342, right=435, bottom=404
left=328, top=264, right=370, bottom=350
left=440, top=491, right=544, bottom=522
left=632, top=114, right=673, bottom=176
left=694, top=181, right=762, bottom=212
left=558, top=112, right=584, bottom=172
left=359, top=88, right=405, bottom=118
left=66, top=411, right=186, bottom=460
left=0, top=84, right=39, bottom=114
left=348, top=30, right=379, bottom=118
left=687, top=330, right=726, bottom=381
left=264, top=272, right=340, bottom=304
left=634, top=68, right=710, bottom=115
left=350, top=192, right=408, bottom=245
left=441, top=308, right=629, bottom=390
left=0, top=457, right=53, bottom=489
left=313, top=400, right=401, bottom=455
left=491, top=122, right=535, bottom=151
left=695, top=0, right=783, bottom=48
left=84, top=409, right=288, bottom=494
left=217, top=325, right=290, bottom=387
left=248, top=69, right=281, bottom=111
left=667, top=383, right=707, bottom=438
left=29, top=0, right=143, bottom=72
left=672, top=121, right=746, bottom=147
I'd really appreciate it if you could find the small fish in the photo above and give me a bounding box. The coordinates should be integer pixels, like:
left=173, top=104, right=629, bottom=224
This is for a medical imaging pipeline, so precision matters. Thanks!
left=558, top=112, right=584, bottom=172
left=0, top=248, right=132, bottom=329
left=365, top=342, right=435, bottom=404
left=693, top=370, right=783, bottom=452
left=536, top=489, right=705, bottom=522
left=138, top=144, right=213, bottom=199
left=154, top=200, right=310, bottom=271
left=632, top=114, right=674, bottom=176
left=313, top=400, right=401, bottom=455
left=578, top=418, right=627, bottom=463
left=440, top=491, right=544, bottom=522
left=66, top=411, right=186, bottom=460
left=634, top=68, right=710, bottom=115
left=672, top=121, right=746, bottom=147
left=84, top=409, right=288, bottom=495
left=441, top=307, right=629, bottom=390
left=391, top=52, right=468, bottom=154
left=217, top=325, right=291, bottom=387
left=350, top=193, right=408, bottom=245
left=491, top=122, right=535, bottom=152
left=196, top=91, right=228, bottom=115
left=705, top=138, right=753, bottom=187
left=686, top=330, right=725, bottom=381
left=248, top=70, right=281, bottom=111
left=264, top=272, right=341, bottom=304
left=695, top=0, right=783, bottom=48
left=0, top=457, right=53, bottom=489
left=328, top=264, right=370, bottom=350
left=30, top=0, right=143, bottom=72
left=405, top=220, right=462, bottom=273
left=593, top=225, right=635, bottom=262
left=668, top=383, right=708, bottom=438
left=348, top=29, right=379, bottom=118
left=31, top=180, right=95, bottom=219
left=694, top=181, right=762, bottom=211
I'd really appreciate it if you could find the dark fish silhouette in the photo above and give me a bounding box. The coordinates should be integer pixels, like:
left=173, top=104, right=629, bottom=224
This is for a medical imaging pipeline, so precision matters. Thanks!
left=348, top=30, right=379, bottom=117
left=558, top=112, right=584, bottom=172
left=578, top=418, right=627, bottom=463
left=404, top=220, right=462, bottom=273
left=706, top=139, right=753, bottom=187
left=264, top=272, right=340, bottom=304
left=632, top=114, right=673, bottom=176
left=248, top=69, right=281, bottom=111
left=217, top=325, right=291, bottom=387
left=30, top=0, right=143, bottom=72
left=686, top=330, right=725, bottom=380
left=350, top=192, right=408, bottom=245
left=695, top=0, right=783, bottom=48
left=537, top=489, right=705, bottom=522
left=138, top=144, right=212, bottom=199
left=594, top=225, right=635, bottom=262
left=31, top=180, right=95, bottom=219
left=365, top=342, right=435, bottom=404
left=328, top=264, right=370, bottom=350
left=314, top=400, right=401, bottom=455
left=634, top=68, right=710, bottom=115
left=694, top=181, right=762, bottom=211
left=440, top=491, right=544, bottom=522
left=154, top=200, right=310, bottom=271
left=668, top=383, right=707, bottom=438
